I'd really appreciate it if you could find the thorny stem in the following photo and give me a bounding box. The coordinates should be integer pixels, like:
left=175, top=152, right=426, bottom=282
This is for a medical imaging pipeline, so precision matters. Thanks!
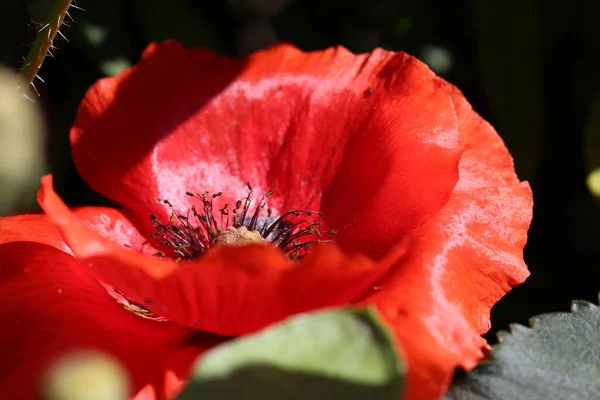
left=18, top=0, right=75, bottom=96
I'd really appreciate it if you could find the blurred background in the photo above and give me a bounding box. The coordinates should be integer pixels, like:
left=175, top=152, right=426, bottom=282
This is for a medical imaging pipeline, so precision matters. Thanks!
left=0, top=0, right=599, bottom=342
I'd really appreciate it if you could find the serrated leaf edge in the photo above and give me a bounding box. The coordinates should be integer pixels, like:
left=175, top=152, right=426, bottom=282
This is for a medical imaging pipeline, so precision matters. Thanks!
left=493, top=295, right=599, bottom=352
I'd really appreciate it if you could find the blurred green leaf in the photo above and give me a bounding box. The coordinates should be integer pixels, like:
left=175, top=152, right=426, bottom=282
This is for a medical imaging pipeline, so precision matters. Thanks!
left=0, top=68, right=46, bottom=215
left=178, top=308, right=404, bottom=400
left=43, top=350, right=130, bottom=400
left=445, top=294, right=600, bottom=400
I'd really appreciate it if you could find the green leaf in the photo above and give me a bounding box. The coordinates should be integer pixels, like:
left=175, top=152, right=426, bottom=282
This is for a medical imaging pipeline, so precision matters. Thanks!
left=177, top=307, right=404, bottom=400
left=445, top=295, right=600, bottom=400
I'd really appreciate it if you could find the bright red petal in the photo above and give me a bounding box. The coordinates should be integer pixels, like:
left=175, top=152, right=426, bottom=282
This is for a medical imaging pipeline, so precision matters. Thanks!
left=73, top=206, right=156, bottom=256
left=38, top=175, right=178, bottom=278
left=71, top=41, right=461, bottom=256
left=0, top=213, right=70, bottom=252
left=361, top=86, right=533, bottom=400
left=38, top=175, right=406, bottom=337
left=131, top=385, right=156, bottom=400
left=1, top=201, right=153, bottom=258
left=449, top=85, right=521, bottom=190
left=364, top=183, right=531, bottom=399
left=88, top=242, right=406, bottom=337
left=0, top=241, right=217, bottom=399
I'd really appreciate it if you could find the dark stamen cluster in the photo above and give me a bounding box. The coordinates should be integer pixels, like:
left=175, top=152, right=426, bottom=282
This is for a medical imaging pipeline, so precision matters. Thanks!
left=149, top=183, right=336, bottom=261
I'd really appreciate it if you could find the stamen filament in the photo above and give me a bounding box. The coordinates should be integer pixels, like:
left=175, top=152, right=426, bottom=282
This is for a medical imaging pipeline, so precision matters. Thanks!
left=148, top=184, right=336, bottom=261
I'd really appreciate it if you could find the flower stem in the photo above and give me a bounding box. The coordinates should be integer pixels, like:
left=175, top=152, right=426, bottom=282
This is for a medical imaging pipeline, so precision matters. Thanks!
left=18, top=0, right=73, bottom=95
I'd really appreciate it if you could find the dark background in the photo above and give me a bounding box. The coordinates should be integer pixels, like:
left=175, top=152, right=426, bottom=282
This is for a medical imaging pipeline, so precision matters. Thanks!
left=1, top=0, right=599, bottom=342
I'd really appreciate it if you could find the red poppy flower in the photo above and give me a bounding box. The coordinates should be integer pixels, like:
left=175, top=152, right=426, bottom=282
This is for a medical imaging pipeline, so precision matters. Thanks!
left=0, top=41, right=532, bottom=400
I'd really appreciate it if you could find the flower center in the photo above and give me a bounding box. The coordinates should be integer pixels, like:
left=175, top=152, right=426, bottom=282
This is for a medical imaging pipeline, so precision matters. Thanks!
left=148, top=183, right=336, bottom=261
left=213, top=226, right=266, bottom=246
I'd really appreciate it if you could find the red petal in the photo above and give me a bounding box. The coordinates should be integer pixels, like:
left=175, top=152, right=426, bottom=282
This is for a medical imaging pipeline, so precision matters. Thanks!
left=449, top=85, right=521, bottom=190
left=132, top=385, right=156, bottom=400
left=0, top=207, right=151, bottom=256
left=71, top=41, right=461, bottom=255
left=0, top=213, right=70, bottom=252
left=361, top=85, right=533, bottom=400
left=0, top=241, right=215, bottom=399
left=90, top=242, right=406, bottom=337
left=365, top=184, right=532, bottom=400
left=72, top=206, right=156, bottom=256
left=38, top=175, right=406, bottom=337
left=38, top=175, right=178, bottom=278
